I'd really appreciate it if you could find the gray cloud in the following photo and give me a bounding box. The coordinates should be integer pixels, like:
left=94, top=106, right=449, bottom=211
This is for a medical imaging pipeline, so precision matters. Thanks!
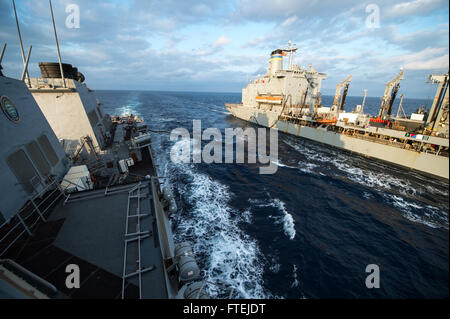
left=0, top=0, right=448, bottom=96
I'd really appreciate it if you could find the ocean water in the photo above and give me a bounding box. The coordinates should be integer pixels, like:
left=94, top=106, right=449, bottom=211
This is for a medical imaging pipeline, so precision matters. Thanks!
left=98, top=90, right=449, bottom=299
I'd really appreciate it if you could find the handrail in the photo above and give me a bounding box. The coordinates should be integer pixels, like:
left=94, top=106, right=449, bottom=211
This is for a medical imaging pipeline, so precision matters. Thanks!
left=0, top=178, right=66, bottom=257
left=0, top=258, right=58, bottom=295
left=281, top=115, right=449, bottom=157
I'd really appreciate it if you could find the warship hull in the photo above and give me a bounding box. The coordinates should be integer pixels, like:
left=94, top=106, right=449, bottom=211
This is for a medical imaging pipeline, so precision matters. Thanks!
left=226, top=104, right=449, bottom=180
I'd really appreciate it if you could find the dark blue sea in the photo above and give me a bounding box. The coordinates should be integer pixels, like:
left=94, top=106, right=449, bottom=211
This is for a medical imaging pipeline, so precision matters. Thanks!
left=98, top=91, right=449, bottom=299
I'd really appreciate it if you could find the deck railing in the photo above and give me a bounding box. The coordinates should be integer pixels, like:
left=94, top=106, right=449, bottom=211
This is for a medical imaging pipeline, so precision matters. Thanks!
left=0, top=178, right=67, bottom=257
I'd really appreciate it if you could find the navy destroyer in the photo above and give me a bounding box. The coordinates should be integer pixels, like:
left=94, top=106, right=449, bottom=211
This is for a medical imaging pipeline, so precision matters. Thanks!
left=226, top=42, right=449, bottom=180
left=0, top=1, right=211, bottom=299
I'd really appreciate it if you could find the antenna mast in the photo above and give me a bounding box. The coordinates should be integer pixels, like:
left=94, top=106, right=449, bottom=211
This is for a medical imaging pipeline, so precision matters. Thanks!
left=284, top=41, right=297, bottom=70
left=12, top=0, right=30, bottom=86
left=49, top=0, right=66, bottom=88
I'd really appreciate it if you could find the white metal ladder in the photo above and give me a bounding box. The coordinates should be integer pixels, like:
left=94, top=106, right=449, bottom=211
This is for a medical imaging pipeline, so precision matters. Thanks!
left=121, top=182, right=154, bottom=299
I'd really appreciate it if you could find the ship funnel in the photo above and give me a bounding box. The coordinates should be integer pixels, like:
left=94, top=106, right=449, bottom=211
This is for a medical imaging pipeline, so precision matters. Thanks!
left=268, top=49, right=283, bottom=76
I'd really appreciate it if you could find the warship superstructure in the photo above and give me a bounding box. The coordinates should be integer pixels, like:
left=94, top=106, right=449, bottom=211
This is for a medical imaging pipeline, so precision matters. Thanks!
left=226, top=42, right=449, bottom=180
left=0, top=1, right=211, bottom=299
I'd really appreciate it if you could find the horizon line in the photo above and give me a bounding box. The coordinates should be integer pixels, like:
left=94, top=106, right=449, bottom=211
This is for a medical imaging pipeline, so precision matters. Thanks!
left=91, top=88, right=434, bottom=100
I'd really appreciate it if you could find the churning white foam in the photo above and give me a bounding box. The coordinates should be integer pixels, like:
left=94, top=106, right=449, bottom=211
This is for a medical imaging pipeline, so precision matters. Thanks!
left=425, top=185, right=449, bottom=197
left=270, top=160, right=297, bottom=169
left=171, top=166, right=270, bottom=298
left=284, top=139, right=450, bottom=202
left=280, top=209, right=296, bottom=240
left=157, top=117, right=176, bottom=123
left=291, top=264, right=299, bottom=288
left=285, top=139, right=418, bottom=195
left=363, top=191, right=373, bottom=199
left=298, top=161, right=319, bottom=174
left=384, top=194, right=449, bottom=229
left=284, top=138, right=449, bottom=230
left=209, top=109, right=231, bottom=115
left=116, top=100, right=142, bottom=116
left=242, top=209, right=252, bottom=224
left=331, top=160, right=417, bottom=196
left=249, top=198, right=296, bottom=240
left=268, top=256, right=281, bottom=274
left=152, top=132, right=275, bottom=298
left=290, top=264, right=307, bottom=298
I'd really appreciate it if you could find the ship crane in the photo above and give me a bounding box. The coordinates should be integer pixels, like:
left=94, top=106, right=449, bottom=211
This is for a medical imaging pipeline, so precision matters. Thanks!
left=426, top=72, right=449, bottom=136
left=396, top=94, right=406, bottom=118
left=333, top=75, right=352, bottom=111
left=378, top=70, right=404, bottom=119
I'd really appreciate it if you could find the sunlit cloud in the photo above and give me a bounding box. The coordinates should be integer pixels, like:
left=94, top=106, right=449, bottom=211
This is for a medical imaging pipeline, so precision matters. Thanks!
left=0, top=0, right=448, bottom=97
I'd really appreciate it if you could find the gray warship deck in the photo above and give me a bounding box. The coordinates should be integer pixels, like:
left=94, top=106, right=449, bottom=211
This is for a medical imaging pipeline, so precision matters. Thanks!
left=2, top=180, right=168, bottom=298
left=1, top=118, right=171, bottom=298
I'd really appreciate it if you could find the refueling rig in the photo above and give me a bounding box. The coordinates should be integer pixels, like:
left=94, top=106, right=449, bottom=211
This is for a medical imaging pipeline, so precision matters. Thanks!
left=226, top=42, right=449, bottom=179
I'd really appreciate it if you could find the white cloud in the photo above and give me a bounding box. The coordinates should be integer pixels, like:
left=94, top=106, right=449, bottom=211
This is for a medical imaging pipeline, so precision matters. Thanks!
left=242, top=36, right=266, bottom=48
left=371, top=47, right=449, bottom=71
left=193, top=36, right=232, bottom=56
left=0, top=0, right=448, bottom=96
left=213, top=35, right=232, bottom=48
left=404, top=54, right=449, bottom=70
left=384, top=0, right=446, bottom=19
left=281, top=15, right=298, bottom=27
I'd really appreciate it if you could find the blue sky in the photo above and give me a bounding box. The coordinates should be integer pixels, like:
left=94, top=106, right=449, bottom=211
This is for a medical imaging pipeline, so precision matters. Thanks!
left=0, top=0, right=448, bottom=98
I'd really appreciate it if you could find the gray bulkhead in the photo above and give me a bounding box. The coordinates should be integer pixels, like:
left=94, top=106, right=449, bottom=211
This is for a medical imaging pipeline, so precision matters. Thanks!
left=0, top=76, right=68, bottom=222
left=29, top=77, right=111, bottom=158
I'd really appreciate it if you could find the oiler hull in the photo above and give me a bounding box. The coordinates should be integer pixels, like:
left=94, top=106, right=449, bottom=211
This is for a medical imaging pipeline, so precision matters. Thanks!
left=226, top=104, right=449, bottom=180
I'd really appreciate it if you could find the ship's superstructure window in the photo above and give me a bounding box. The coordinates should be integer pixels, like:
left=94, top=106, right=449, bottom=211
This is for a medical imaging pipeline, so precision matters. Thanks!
left=26, top=140, right=51, bottom=176
left=7, top=149, right=40, bottom=194
left=38, top=134, right=59, bottom=166
left=88, top=110, right=99, bottom=127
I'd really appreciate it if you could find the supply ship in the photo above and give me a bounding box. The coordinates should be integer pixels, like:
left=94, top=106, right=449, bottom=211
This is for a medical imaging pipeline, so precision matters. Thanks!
left=226, top=42, right=449, bottom=180
left=0, top=1, right=211, bottom=299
